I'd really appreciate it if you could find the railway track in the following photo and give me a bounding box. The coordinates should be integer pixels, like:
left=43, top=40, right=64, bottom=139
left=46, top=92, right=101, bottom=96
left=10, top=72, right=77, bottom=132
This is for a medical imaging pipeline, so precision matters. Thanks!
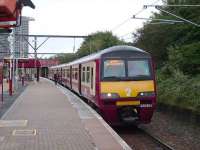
left=57, top=82, right=174, bottom=150
left=140, top=128, right=175, bottom=150
left=114, top=125, right=175, bottom=150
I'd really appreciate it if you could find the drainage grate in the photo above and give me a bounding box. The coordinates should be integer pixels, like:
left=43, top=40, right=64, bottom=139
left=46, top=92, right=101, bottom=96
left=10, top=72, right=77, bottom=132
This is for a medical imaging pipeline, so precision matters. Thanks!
left=0, top=120, right=28, bottom=127
left=12, top=129, right=36, bottom=136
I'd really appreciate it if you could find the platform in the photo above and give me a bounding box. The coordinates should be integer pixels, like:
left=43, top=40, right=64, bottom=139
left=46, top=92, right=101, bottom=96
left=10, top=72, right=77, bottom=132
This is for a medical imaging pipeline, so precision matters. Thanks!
left=0, top=78, right=131, bottom=150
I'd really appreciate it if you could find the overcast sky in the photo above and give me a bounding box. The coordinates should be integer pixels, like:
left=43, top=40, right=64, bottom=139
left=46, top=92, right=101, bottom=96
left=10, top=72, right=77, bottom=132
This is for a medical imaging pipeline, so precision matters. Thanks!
left=22, top=0, right=163, bottom=57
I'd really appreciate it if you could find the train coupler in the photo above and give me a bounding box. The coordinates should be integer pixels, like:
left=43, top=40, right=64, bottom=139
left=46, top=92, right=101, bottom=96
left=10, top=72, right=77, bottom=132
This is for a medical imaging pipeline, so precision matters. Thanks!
left=118, top=106, right=139, bottom=123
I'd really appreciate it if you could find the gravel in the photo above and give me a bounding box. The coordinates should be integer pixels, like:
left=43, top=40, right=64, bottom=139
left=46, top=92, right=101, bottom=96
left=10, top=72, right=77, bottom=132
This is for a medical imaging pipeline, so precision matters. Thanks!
left=140, top=110, right=200, bottom=150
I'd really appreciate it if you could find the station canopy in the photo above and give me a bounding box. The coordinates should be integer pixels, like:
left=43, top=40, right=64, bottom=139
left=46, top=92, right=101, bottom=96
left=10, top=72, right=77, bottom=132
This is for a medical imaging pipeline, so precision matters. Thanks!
left=4, top=58, right=59, bottom=68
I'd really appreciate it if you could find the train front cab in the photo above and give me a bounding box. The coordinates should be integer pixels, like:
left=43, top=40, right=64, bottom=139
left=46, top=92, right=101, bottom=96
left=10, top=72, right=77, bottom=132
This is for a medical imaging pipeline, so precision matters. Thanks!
left=99, top=49, right=156, bottom=125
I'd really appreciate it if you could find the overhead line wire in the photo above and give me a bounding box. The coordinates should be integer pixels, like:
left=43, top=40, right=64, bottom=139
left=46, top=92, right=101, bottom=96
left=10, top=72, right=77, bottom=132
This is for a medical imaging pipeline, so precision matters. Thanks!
left=111, top=0, right=160, bottom=31
left=146, top=4, right=200, bottom=7
left=111, top=18, right=132, bottom=32
left=111, top=0, right=162, bottom=32
left=155, top=6, right=200, bottom=27
left=119, top=32, right=133, bottom=38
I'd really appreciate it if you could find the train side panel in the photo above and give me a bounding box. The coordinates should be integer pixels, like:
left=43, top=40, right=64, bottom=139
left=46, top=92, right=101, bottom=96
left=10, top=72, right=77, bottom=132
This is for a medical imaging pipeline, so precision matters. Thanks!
left=81, top=61, right=97, bottom=104
left=71, top=65, right=79, bottom=93
left=62, top=66, right=71, bottom=88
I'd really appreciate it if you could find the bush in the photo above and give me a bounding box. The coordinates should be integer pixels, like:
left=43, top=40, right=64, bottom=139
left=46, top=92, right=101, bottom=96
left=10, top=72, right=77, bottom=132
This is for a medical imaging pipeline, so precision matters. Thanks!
left=168, top=42, right=200, bottom=75
left=157, top=69, right=200, bottom=113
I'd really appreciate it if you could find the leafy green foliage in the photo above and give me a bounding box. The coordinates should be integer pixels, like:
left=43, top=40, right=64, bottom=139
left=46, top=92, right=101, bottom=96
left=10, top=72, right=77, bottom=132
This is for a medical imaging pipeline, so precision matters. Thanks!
left=54, top=53, right=77, bottom=64
left=134, top=0, right=200, bottom=67
left=133, top=0, right=200, bottom=112
left=76, top=31, right=126, bottom=57
left=168, top=42, right=200, bottom=75
left=134, top=23, right=174, bottom=66
left=54, top=31, right=126, bottom=63
left=157, top=70, right=200, bottom=113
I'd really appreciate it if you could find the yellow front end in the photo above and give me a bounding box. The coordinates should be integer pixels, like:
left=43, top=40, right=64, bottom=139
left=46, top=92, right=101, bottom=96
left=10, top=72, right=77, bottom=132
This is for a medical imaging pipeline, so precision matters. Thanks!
left=100, top=80, right=156, bottom=124
left=101, top=80, right=154, bottom=98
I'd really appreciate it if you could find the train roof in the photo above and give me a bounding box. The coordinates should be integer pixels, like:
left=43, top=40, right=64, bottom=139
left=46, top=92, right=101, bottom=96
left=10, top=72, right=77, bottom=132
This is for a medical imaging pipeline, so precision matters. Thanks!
left=50, top=45, right=149, bottom=69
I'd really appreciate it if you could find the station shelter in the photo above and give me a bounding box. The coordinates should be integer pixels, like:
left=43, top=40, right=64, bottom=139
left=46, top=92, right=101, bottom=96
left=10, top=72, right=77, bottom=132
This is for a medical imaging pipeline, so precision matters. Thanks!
left=0, top=58, right=59, bottom=102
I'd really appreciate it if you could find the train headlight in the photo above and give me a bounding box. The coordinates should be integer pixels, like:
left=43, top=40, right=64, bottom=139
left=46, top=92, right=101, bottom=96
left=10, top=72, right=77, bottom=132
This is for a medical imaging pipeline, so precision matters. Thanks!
left=137, top=92, right=155, bottom=97
left=100, top=93, right=120, bottom=99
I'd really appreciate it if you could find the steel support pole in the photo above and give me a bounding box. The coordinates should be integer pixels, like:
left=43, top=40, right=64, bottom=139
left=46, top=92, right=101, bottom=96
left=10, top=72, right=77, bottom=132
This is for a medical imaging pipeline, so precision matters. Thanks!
left=37, top=67, right=39, bottom=82
left=12, top=59, right=15, bottom=92
left=0, top=62, right=3, bottom=104
left=22, top=62, right=25, bottom=86
left=34, top=37, right=40, bottom=82
left=16, top=59, right=18, bottom=88
left=9, top=59, right=12, bottom=96
left=34, top=37, right=39, bottom=82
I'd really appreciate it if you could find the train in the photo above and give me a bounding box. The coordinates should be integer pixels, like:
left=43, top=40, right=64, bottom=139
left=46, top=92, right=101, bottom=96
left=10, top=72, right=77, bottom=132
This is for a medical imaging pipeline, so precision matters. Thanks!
left=48, top=45, right=157, bottom=125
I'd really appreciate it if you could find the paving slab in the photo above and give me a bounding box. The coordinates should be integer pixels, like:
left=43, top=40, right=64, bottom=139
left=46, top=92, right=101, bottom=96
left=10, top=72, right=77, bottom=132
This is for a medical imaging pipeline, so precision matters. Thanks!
left=0, top=78, right=131, bottom=150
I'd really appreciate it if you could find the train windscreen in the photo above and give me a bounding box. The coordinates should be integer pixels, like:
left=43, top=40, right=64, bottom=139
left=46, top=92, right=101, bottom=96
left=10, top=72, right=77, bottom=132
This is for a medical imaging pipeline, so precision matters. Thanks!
left=127, top=60, right=151, bottom=78
left=102, top=59, right=152, bottom=81
left=103, top=60, right=126, bottom=78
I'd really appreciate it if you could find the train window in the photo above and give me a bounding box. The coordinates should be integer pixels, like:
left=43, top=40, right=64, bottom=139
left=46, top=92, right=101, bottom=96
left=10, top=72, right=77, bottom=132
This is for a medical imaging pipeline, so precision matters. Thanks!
left=73, top=68, right=76, bottom=79
left=86, top=67, right=90, bottom=83
left=91, top=67, right=93, bottom=89
left=103, top=59, right=125, bottom=78
left=72, top=70, right=75, bottom=79
left=128, top=60, right=151, bottom=78
left=65, top=69, right=67, bottom=78
left=82, top=72, right=85, bottom=82
left=67, top=69, right=70, bottom=78
left=63, top=69, right=65, bottom=77
left=82, top=67, right=85, bottom=82
left=75, top=72, right=78, bottom=80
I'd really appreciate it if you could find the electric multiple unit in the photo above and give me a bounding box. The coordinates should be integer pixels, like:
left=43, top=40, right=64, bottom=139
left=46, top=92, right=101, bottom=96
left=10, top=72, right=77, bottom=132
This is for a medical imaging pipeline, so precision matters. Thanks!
left=49, top=45, right=157, bottom=125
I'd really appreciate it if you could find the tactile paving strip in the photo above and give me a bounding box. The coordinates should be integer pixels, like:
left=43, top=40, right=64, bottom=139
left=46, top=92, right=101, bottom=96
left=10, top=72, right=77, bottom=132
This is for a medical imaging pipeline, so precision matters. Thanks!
left=0, top=120, right=28, bottom=127
left=12, top=129, right=36, bottom=136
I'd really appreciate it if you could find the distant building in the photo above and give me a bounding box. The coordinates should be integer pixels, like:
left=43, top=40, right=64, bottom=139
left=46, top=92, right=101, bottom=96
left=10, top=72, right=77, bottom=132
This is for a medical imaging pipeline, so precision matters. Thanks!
left=0, top=16, right=33, bottom=60
left=13, top=16, right=32, bottom=58
left=0, top=32, right=10, bottom=60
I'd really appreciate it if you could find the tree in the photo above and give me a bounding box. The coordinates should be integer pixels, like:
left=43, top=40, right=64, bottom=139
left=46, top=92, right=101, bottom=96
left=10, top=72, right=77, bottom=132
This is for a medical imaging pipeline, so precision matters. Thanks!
left=52, top=31, right=126, bottom=63
left=54, top=53, right=77, bottom=64
left=76, top=31, right=126, bottom=57
left=168, top=42, right=200, bottom=75
left=133, top=0, right=200, bottom=68
left=127, top=0, right=200, bottom=112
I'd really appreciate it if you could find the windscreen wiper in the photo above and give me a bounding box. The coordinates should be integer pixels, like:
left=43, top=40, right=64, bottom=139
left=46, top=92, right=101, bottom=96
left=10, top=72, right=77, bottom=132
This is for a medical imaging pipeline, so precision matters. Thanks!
left=103, top=76, right=124, bottom=80
left=132, top=75, right=150, bottom=78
